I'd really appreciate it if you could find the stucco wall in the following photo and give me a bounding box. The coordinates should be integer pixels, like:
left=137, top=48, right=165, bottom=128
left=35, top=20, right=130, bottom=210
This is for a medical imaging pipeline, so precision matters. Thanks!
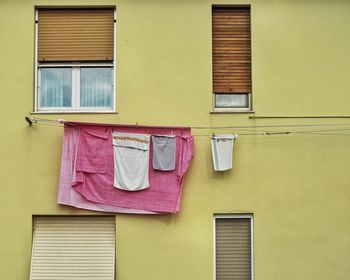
left=0, top=0, right=349, bottom=279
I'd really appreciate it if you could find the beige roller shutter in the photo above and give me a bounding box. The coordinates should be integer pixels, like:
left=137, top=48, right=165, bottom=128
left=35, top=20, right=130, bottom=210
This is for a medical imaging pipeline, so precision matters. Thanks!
left=38, top=8, right=115, bottom=62
left=215, top=217, right=252, bottom=280
left=30, top=216, right=115, bottom=280
left=212, top=7, right=252, bottom=94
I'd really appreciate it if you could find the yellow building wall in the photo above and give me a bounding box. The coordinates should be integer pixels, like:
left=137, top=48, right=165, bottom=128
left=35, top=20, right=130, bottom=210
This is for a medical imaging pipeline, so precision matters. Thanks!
left=0, top=0, right=349, bottom=279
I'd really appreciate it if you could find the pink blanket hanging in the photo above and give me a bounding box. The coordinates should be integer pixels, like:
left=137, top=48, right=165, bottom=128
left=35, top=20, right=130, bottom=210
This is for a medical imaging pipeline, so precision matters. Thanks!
left=57, top=121, right=194, bottom=214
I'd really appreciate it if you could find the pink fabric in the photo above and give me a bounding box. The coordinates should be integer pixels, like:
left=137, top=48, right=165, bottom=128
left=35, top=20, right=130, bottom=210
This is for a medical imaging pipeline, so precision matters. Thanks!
left=58, top=122, right=194, bottom=214
left=57, top=125, right=158, bottom=214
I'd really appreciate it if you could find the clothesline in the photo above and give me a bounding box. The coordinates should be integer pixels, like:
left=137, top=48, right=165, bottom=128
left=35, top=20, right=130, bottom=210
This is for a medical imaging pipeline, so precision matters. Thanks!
left=25, top=116, right=350, bottom=137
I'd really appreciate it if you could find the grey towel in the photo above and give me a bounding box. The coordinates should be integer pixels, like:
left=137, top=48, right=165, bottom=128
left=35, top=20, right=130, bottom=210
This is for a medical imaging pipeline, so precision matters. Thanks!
left=152, top=135, right=176, bottom=171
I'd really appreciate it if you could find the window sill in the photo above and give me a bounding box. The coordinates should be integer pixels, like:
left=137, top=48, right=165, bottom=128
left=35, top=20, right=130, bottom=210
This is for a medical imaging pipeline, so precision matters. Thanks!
left=31, top=111, right=118, bottom=115
left=210, top=110, right=255, bottom=114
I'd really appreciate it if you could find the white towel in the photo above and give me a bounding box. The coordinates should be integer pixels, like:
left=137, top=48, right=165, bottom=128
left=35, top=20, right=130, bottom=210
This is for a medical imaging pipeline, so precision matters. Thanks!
left=211, top=134, right=237, bottom=171
left=112, top=132, right=150, bottom=191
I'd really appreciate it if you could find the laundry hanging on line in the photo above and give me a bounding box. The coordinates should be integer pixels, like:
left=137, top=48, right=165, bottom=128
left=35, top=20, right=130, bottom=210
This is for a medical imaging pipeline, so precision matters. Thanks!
left=112, top=132, right=151, bottom=191
left=152, top=134, right=176, bottom=171
left=58, top=121, right=194, bottom=214
left=211, top=134, right=238, bottom=171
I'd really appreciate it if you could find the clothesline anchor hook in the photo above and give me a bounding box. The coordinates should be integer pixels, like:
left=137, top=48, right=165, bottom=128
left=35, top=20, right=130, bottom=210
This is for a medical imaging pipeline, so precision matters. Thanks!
left=25, top=116, right=34, bottom=126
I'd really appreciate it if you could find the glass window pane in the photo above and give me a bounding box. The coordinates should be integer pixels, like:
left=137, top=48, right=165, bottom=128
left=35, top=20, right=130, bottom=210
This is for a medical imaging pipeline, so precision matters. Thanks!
left=80, top=68, right=113, bottom=108
left=215, top=94, right=249, bottom=108
left=40, top=68, right=72, bottom=108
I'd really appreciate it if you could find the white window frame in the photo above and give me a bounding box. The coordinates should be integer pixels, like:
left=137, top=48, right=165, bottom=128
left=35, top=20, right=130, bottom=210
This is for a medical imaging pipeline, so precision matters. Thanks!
left=213, top=214, right=254, bottom=280
left=213, top=93, right=253, bottom=113
left=34, top=9, right=117, bottom=113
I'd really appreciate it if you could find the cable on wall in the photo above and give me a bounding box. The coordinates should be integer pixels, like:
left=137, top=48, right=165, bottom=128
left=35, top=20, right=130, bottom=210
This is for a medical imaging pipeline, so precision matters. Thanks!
left=24, top=116, right=350, bottom=137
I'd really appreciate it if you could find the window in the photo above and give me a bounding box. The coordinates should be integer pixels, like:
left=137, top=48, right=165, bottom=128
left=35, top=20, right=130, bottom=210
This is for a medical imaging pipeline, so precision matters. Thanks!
left=214, top=214, right=253, bottom=280
left=35, top=8, right=116, bottom=112
left=30, top=216, right=115, bottom=280
left=212, top=6, right=252, bottom=112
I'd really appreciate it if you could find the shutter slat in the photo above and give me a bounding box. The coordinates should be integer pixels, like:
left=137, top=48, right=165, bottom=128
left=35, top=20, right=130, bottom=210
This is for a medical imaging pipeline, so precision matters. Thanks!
left=30, top=216, right=115, bottom=280
left=212, top=7, right=251, bottom=94
left=38, top=9, right=114, bottom=61
left=216, top=218, right=252, bottom=280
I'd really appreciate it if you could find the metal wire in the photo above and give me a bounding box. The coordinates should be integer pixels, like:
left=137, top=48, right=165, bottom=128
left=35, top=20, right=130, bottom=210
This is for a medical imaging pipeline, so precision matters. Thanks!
left=25, top=116, right=350, bottom=137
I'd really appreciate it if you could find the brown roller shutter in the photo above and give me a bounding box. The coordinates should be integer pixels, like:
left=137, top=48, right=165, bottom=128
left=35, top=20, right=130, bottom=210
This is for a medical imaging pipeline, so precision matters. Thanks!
left=212, top=7, right=252, bottom=94
left=216, top=218, right=252, bottom=280
left=38, top=8, right=114, bottom=62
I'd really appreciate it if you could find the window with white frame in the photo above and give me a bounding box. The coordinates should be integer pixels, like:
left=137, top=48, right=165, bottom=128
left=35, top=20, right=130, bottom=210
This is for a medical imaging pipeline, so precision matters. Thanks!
left=214, top=214, right=254, bottom=280
left=212, top=6, right=252, bottom=112
left=30, top=216, right=115, bottom=280
left=35, top=8, right=116, bottom=112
